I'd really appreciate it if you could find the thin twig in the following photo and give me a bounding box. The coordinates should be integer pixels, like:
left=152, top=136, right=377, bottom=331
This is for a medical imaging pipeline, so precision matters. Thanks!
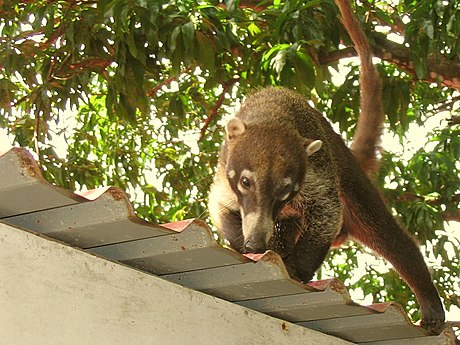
left=146, top=66, right=194, bottom=97
left=199, top=77, right=240, bottom=141
left=33, top=112, right=41, bottom=162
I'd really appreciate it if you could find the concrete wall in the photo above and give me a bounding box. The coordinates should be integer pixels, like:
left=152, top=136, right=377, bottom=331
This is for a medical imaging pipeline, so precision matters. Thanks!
left=0, top=222, right=353, bottom=345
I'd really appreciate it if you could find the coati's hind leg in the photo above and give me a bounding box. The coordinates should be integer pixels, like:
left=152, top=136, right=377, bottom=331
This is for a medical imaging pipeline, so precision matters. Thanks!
left=341, top=187, right=445, bottom=334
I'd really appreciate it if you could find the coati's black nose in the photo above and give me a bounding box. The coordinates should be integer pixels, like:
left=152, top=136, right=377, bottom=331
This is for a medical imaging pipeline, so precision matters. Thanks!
left=244, top=238, right=266, bottom=254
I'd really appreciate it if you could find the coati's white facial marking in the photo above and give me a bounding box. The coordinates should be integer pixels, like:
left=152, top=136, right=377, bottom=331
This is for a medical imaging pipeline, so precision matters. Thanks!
left=282, top=177, right=292, bottom=186
left=294, top=184, right=300, bottom=192
left=241, top=210, right=259, bottom=237
left=227, top=170, right=236, bottom=179
left=237, top=169, right=255, bottom=194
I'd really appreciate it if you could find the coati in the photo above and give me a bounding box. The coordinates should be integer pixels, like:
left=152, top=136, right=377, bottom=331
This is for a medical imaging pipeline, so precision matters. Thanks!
left=207, top=87, right=445, bottom=334
left=208, top=0, right=445, bottom=334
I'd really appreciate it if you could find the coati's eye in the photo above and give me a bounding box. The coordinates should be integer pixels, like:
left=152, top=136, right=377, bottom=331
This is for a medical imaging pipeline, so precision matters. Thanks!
left=237, top=170, right=254, bottom=193
left=240, top=176, right=251, bottom=189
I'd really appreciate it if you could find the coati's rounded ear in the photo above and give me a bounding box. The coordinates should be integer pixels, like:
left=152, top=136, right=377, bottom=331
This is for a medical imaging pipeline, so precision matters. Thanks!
left=304, top=139, right=322, bottom=156
left=226, top=118, right=246, bottom=139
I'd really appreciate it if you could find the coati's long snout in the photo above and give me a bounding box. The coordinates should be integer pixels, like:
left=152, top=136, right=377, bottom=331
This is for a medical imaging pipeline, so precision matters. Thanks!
left=241, top=210, right=274, bottom=253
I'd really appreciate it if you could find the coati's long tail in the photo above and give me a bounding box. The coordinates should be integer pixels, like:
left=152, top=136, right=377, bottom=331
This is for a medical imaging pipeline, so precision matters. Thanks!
left=334, top=0, right=384, bottom=174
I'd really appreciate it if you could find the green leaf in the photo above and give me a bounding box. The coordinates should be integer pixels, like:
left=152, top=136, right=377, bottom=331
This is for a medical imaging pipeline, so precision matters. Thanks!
left=413, top=55, right=427, bottom=79
left=181, top=21, right=195, bottom=53
left=421, top=19, right=434, bottom=39
left=195, top=32, right=215, bottom=70
left=170, top=25, right=181, bottom=53
left=292, top=49, right=315, bottom=90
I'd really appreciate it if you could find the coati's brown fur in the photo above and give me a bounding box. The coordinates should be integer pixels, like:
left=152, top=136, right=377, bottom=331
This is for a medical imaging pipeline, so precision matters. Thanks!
left=208, top=0, right=445, bottom=335
left=208, top=88, right=445, bottom=333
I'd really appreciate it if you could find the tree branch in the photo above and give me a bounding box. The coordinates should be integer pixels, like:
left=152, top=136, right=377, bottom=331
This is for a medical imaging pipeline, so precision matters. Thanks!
left=434, top=95, right=460, bottom=113
left=448, top=116, right=460, bottom=126
left=146, top=66, right=194, bottom=97
left=319, top=47, right=357, bottom=65
left=33, top=111, right=41, bottom=162
left=319, top=37, right=460, bottom=90
left=444, top=209, right=460, bottom=223
left=396, top=192, right=460, bottom=222
left=237, top=0, right=460, bottom=90
left=324, top=36, right=460, bottom=90
left=199, top=77, right=240, bottom=141
left=361, top=0, right=405, bottom=35
left=146, top=75, right=179, bottom=97
left=372, top=34, right=460, bottom=90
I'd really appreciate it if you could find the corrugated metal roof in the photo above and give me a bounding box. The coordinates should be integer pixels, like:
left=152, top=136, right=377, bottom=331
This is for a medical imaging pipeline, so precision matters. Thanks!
left=0, top=147, right=456, bottom=344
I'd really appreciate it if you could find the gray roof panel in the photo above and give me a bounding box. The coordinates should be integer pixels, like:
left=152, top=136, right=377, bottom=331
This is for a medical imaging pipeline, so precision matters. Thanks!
left=0, top=147, right=456, bottom=344
left=0, top=148, right=82, bottom=217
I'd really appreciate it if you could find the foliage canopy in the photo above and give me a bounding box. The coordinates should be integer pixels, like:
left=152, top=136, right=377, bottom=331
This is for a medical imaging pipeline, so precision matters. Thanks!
left=1, top=0, right=459, bottom=323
